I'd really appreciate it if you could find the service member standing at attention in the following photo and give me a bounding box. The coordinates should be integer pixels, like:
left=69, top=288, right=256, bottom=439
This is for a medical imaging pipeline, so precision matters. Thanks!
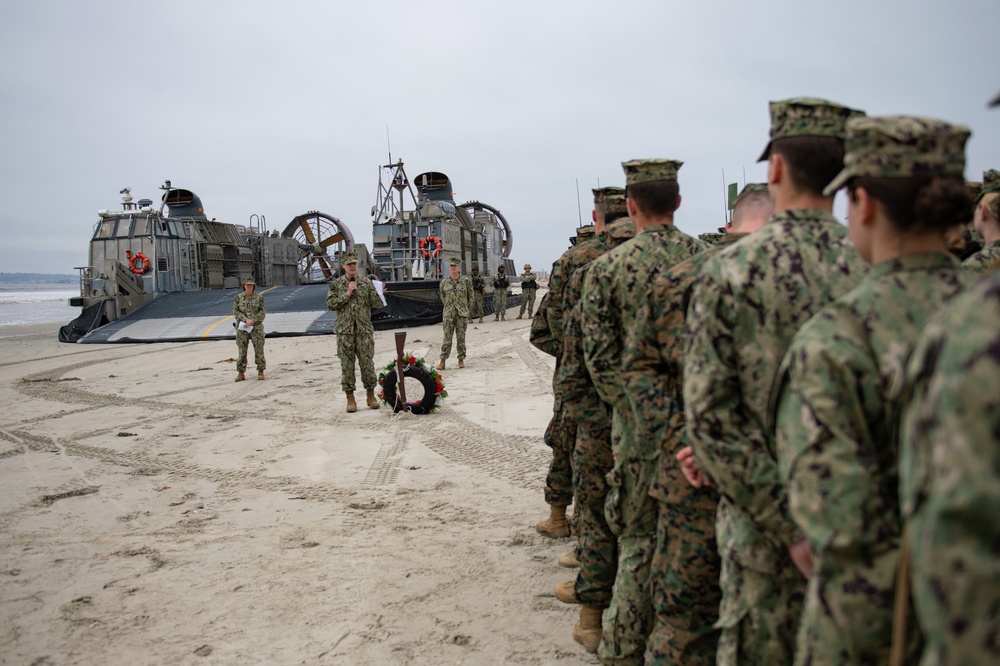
left=437, top=257, right=473, bottom=370
left=580, top=158, right=704, bottom=665
left=516, top=264, right=538, bottom=319
left=470, top=265, right=486, bottom=323
left=492, top=265, right=510, bottom=320
left=964, top=169, right=1000, bottom=274
left=234, top=278, right=266, bottom=382
left=623, top=183, right=772, bottom=666
left=326, top=251, right=385, bottom=413
left=681, top=98, right=867, bottom=665
left=772, top=116, right=973, bottom=665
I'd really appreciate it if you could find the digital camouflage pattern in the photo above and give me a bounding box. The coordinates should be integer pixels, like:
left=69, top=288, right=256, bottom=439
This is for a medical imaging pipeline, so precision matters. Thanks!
left=963, top=239, right=1000, bottom=275
left=621, top=159, right=682, bottom=185
left=471, top=271, right=486, bottom=319
left=233, top=291, right=266, bottom=372
left=772, top=254, right=970, bottom=665
left=533, top=232, right=611, bottom=508
left=563, top=263, right=614, bottom=607
left=581, top=222, right=703, bottom=664
left=824, top=116, right=970, bottom=195
left=900, top=269, right=1000, bottom=666
left=519, top=269, right=538, bottom=317
left=622, top=233, right=745, bottom=666
left=439, top=274, right=473, bottom=360
left=532, top=232, right=609, bottom=358
left=683, top=209, right=867, bottom=665
left=327, top=273, right=385, bottom=391
left=492, top=271, right=510, bottom=320
left=980, top=168, right=1000, bottom=198
left=558, top=217, right=635, bottom=611
left=758, top=97, right=864, bottom=162
left=697, top=232, right=727, bottom=245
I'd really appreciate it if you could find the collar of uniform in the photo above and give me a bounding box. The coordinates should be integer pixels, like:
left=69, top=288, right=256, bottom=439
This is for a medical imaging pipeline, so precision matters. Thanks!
left=767, top=207, right=841, bottom=226
left=637, top=222, right=682, bottom=235
left=867, top=251, right=960, bottom=279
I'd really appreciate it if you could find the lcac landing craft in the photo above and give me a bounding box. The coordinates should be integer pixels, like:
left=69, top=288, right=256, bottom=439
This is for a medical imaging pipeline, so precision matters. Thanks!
left=59, top=169, right=519, bottom=344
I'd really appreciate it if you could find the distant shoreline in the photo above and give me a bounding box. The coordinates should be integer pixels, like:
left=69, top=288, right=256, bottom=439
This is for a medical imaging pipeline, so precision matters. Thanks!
left=0, top=273, right=76, bottom=284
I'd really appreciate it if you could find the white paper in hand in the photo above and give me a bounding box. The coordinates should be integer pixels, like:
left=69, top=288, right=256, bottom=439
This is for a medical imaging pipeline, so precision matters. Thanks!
left=237, top=321, right=254, bottom=332
left=372, top=280, right=388, bottom=307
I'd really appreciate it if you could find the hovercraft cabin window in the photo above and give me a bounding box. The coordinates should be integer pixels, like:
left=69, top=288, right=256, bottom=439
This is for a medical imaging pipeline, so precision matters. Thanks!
left=132, top=217, right=149, bottom=236
left=95, top=220, right=115, bottom=239
left=115, top=218, right=132, bottom=237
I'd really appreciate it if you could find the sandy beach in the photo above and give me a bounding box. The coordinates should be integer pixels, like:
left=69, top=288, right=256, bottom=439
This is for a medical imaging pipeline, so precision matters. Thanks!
left=0, top=297, right=596, bottom=665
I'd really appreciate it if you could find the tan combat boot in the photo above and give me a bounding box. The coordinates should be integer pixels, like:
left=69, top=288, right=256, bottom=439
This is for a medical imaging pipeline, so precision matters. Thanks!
left=536, top=504, right=570, bottom=538
left=346, top=391, right=357, bottom=413
left=458, top=359, right=465, bottom=369
left=572, top=605, right=603, bottom=653
left=516, top=313, right=523, bottom=319
left=257, top=370, right=265, bottom=380
left=366, top=389, right=380, bottom=409
left=478, top=316, right=483, bottom=323
left=436, top=359, right=446, bottom=370
left=555, top=580, right=579, bottom=604
left=235, top=372, right=246, bottom=382
left=558, top=547, right=581, bottom=568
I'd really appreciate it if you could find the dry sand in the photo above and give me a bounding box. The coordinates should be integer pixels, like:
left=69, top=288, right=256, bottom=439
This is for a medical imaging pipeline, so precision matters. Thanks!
left=0, top=298, right=597, bottom=665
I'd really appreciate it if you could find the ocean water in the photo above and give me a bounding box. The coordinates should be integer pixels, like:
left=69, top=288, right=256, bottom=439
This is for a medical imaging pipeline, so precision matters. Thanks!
left=0, top=283, right=80, bottom=328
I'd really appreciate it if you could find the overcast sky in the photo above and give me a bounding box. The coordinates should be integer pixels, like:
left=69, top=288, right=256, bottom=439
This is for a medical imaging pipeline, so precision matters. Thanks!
left=1, top=0, right=997, bottom=276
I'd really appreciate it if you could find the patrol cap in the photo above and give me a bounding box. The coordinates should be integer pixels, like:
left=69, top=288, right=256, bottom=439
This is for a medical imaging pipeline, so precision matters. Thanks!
left=758, top=97, right=865, bottom=162
left=340, top=251, right=358, bottom=264
left=594, top=186, right=627, bottom=215
left=823, top=116, right=970, bottom=196
left=739, top=183, right=769, bottom=196
left=523, top=263, right=531, bottom=270
left=622, top=159, right=682, bottom=186
left=243, top=278, right=256, bottom=286
left=497, top=265, right=506, bottom=271
left=471, top=265, right=480, bottom=271
left=980, top=169, right=1000, bottom=198
left=606, top=217, right=636, bottom=240
left=449, top=257, right=462, bottom=267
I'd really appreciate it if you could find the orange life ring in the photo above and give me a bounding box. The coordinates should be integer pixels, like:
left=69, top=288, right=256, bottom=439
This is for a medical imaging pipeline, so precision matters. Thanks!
left=130, top=253, right=150, bottom=274
left=419, top=236, right=442, bottom=259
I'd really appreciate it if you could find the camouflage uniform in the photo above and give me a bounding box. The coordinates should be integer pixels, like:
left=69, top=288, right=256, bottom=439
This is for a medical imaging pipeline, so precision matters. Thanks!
left=518, top=265, right=538, bottom=317
left=964, top=239, right=1000, bottom=274
left=327, top=266, right=385, bottom=392
left=492, top=270, right=510, bottom=320
left=771, top=116, right=973, bottom=666
left=470, top=270, right=486, bottom=319
left=532, top=202, right=618, bottom=510
left=234, top=288, right=266, bottom=373
left=963, top=169, right=1000, bottom=275
left=622, top=232, right=746, bottom=666
left=581, top=160, right=703, bottom=665
left=439, top=265, right=473, bottom=361
left=900, top=269, right=1000, bottom=666
left=559, top=212, right=634, bottom=611
left=683, top=98, right=866, bottom=665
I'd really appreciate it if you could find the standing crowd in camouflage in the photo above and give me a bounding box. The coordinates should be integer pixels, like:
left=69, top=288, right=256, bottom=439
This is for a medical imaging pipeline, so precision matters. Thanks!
left=528, top=94, right=1000, bottom=666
